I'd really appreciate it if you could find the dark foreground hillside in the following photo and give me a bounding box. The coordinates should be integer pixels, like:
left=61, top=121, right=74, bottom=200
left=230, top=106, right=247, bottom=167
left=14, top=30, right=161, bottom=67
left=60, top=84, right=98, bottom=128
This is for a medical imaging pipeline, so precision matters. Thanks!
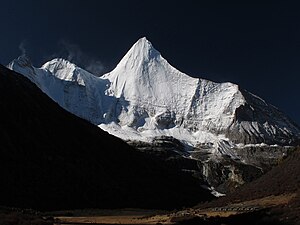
left=0, top=64, right=213, bottom=211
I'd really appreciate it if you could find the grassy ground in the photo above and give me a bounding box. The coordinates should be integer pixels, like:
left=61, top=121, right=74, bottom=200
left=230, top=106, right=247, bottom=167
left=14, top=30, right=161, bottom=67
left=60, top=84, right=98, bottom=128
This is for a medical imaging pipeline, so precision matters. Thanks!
left=54, top=193, right=297, bottom=224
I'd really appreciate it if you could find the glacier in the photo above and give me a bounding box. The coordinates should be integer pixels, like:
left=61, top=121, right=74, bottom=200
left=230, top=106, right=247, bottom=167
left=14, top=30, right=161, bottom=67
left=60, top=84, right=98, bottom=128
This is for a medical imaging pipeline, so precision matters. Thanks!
left=8, top=37, right=300, bottom=159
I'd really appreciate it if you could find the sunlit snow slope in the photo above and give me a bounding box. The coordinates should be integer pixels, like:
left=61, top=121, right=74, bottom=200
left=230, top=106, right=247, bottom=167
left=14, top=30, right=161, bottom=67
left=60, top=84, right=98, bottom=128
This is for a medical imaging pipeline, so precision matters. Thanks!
left=8, top=37, right=300, bottom=156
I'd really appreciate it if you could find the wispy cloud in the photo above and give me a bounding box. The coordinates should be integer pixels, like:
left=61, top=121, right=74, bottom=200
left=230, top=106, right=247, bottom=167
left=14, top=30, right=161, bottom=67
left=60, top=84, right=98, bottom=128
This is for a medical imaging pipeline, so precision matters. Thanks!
left=18, top=40, right=27, bottom=56
left=52, top=40, right=106, bottom=76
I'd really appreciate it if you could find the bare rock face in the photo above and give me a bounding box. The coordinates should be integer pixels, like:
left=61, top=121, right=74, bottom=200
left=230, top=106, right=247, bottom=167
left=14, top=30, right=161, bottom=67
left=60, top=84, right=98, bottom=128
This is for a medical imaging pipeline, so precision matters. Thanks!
left=224, top=89, right=300, bottom=145
left=199, top=159, right=262, bottom=192
left=128, top=136, right=296, bottom=194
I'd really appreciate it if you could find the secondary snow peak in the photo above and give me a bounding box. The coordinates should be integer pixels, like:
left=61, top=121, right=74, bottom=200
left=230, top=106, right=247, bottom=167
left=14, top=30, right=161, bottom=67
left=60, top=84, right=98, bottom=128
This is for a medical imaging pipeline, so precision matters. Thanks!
left=42, top=58, right=77, bottom=81
left=7, top=55, right=39, bottom=84
left=8, top=55, right=32, bottom=69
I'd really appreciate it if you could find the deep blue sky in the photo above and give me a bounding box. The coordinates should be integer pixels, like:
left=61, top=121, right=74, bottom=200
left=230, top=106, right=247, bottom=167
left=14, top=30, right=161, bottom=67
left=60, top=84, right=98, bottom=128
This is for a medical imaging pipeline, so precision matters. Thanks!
left=1, top=1, right=299, bottom=124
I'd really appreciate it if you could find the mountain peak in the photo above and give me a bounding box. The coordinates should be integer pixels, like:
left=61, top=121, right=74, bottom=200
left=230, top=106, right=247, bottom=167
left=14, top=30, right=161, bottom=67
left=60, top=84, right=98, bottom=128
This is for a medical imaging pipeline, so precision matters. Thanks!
left=42, top=58, right=93, bottom=85
left=42, top=58, right=76, bottom=71
left=7, top=55, right=38, bottom=83
left=137, top=36, right=150, bottom=44
left=135, top=36, right=153, bottom=50
left=132, top=36, right=159, bottom=58
left=7, top=55, right=32, bottom=70
left=114, top=37, right=161, bottom=70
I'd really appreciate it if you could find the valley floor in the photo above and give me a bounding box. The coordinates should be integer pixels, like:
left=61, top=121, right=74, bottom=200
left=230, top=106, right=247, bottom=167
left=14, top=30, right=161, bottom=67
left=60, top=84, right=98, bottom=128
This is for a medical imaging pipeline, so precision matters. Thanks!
left=53, top=193, right=297, bottom=225
left=0, top=193, right=298, bottom=225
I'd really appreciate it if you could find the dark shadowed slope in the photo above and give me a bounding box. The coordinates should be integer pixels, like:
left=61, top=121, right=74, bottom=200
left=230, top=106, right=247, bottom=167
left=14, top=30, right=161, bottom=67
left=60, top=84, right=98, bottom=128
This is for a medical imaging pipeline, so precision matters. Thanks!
left=0, top=64, right=213, bottom=211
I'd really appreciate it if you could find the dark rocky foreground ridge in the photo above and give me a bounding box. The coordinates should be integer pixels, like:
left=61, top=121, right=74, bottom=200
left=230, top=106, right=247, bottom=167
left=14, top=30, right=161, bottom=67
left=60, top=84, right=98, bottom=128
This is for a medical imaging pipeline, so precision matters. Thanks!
left=0, top=64, right=213, bottom=211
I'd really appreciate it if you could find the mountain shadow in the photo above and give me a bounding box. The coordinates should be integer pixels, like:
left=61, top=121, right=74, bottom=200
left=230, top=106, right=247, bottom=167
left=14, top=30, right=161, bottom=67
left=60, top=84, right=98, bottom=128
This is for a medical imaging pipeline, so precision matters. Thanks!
left=0, top=64, right=213, bottom=211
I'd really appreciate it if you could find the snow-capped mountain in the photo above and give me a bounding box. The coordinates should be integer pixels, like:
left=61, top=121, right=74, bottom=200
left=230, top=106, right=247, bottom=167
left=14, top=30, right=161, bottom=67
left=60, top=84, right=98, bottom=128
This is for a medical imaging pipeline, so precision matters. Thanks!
left=8, top=37, right=300, bottom=157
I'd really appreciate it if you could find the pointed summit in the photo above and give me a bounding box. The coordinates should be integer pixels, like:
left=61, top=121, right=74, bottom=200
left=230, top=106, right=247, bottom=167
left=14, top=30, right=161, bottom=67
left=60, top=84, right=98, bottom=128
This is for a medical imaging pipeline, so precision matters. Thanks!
left=101, top=37, right=204, bottom=111
left=114, top=37, right=161, bottom=70
left=130, top=37, right=159, bottom=58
